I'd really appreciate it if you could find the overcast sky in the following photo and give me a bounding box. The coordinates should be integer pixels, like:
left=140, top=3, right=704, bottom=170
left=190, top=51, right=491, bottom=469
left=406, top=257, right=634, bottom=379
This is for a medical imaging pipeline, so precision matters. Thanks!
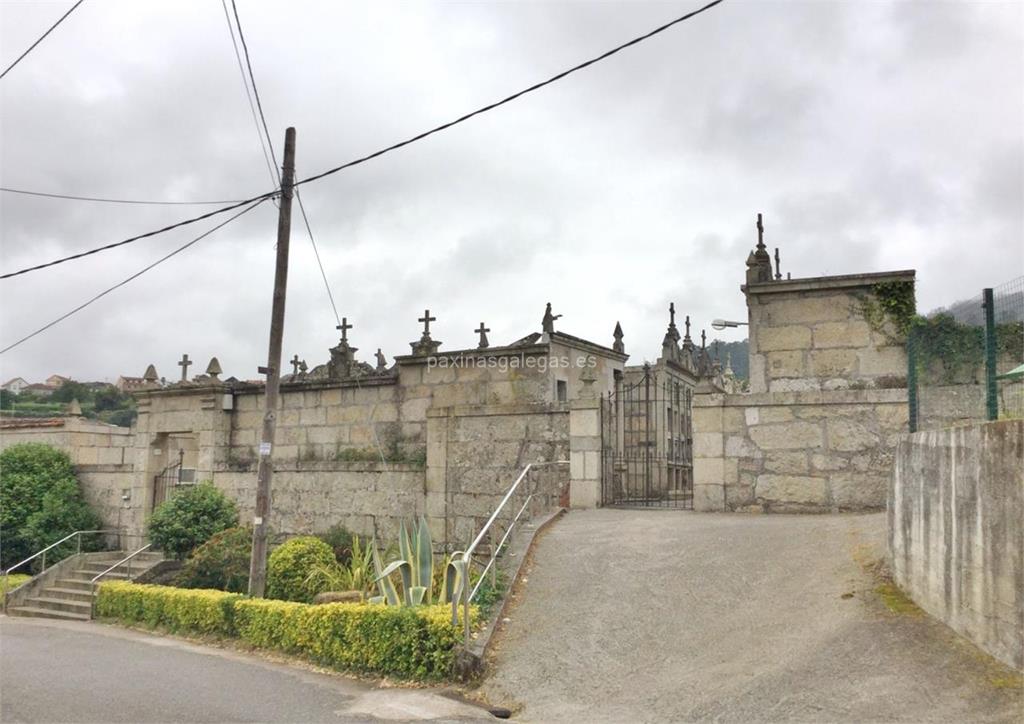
left=1, top=0, right=1021, bottom=383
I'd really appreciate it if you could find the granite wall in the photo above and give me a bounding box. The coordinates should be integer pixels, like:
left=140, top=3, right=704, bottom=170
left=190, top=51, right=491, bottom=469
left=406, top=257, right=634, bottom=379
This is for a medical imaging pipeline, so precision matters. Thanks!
left=693, top=389, right=908, bottom=512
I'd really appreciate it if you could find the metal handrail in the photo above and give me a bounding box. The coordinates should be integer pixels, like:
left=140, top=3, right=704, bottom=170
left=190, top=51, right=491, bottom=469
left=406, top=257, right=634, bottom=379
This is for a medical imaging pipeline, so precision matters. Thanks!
left=469, top=494, right=534, bottom=601
left=3, top=529, right=123, bottom=577
left=459, top=460, right=568, bottom=646
left=89, top=543, right=153, bottom=612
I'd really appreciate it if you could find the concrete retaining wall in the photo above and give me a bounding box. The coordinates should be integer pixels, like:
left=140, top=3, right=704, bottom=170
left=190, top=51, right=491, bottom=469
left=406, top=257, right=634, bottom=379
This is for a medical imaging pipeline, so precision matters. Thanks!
left=889, top=420, right=1024, bottom=670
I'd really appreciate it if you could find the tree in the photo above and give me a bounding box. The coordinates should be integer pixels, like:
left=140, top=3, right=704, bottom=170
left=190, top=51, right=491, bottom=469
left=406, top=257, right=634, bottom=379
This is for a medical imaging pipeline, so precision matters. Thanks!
left=51, top=381, right=94, bottom=404
left=0, top=389, right=14, bottom=410
left=0, top=444, right=102, bottom=569
left=93, top=385, right=131, bottom=412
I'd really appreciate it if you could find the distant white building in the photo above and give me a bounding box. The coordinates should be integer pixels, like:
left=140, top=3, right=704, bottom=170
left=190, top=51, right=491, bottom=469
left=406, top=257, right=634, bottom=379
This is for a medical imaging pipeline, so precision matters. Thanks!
left=1, top=377, right=29, bottom=394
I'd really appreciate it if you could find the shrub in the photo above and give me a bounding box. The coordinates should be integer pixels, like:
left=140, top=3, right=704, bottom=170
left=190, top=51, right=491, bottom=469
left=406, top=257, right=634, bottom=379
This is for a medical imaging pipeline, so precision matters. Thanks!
left=95, top=582, right=474, bottom=679
left=317, top=524, right=355, bottom=564
left=304, top=535, right=376, bottom=600
left=177, top=526, right=252, bottom=593
left=266, top=536, right=338, bottom=603
left=148, top=482, right=238, bottom=560
left=0, top=443, right=102, bottom=569
left=233, top=598, right=473, bottom=678
left=95, top=581, right=240, bottom=635
left=1, top=574, right=32, bottom=604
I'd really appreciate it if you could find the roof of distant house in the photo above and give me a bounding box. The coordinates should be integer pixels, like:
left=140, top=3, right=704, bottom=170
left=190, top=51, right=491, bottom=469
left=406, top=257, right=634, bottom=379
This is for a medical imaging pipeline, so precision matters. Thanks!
left=0, top=417, right=65, bottom=429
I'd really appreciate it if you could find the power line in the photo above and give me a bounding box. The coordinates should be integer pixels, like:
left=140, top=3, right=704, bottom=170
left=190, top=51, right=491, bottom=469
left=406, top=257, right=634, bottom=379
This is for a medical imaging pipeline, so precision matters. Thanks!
left=224, top=6, right=375, bottom=471
left=225, top=2, right=341, bottom=327
left=0, top=0, right=86, bottom=80
left=229, top=0, right=279, bottom=183
left=0, top=198, right=268, bottom=355
left=0, top=186, right=248, bottom=206
left=295, top=187, right=341, bottom=327
left=0, top=191, right=276, bottom=279
left=293, top=0, right=726, bottom=190
left=1, top=0, right=724, bottom=280
left=219, top=0, right=278, bottom=189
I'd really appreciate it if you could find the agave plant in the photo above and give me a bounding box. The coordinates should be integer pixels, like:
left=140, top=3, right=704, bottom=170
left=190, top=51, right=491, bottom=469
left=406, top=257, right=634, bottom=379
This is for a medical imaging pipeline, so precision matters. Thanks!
left=370, top=517, right=467, bottom=620
left=302, top=534, right=376, bottom=599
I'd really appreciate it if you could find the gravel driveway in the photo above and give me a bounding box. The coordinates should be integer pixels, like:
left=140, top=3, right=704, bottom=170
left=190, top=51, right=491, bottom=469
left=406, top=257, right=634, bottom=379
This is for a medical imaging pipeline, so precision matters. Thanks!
left=479, top=510, right=1021, bottom=722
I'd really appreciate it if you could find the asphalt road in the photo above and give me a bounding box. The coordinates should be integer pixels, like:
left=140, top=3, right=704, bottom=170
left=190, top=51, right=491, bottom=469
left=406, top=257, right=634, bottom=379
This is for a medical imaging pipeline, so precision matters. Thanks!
left=0, top=617, right=490, bottom=723
left=479, top=510, right=1023, bottom=723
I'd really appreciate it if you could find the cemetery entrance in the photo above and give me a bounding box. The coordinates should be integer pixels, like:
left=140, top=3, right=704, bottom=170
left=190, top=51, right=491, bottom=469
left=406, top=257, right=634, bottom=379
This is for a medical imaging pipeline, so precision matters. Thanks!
left=600, top=365, right=693, bottom=509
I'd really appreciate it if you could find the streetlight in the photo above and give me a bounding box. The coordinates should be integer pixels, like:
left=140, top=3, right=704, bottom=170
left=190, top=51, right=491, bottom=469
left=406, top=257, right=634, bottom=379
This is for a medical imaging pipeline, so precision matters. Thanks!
left=711, top=319, right=748, bottom=331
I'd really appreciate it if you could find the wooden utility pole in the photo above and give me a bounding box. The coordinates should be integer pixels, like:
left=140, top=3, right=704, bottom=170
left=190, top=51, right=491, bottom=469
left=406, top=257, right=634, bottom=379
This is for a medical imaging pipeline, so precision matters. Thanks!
left=249, top=126, right=296, bottom=597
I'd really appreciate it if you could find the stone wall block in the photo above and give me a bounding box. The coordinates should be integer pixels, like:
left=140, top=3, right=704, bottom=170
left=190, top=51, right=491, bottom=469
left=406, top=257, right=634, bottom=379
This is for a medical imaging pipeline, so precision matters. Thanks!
left=827, top=417, right=881, bottom=452
left=724, top=435, right=761, bottom=459
left=757, top=325, right=813, bottom=352
left=755, top=474, right=827, bottom=505
left=857, top=346, right=907, bottom=377
left=723, top=408, right=746, bottom=433
left=810, top=349, right=858, bottom=378
left=812, top=321, right=871, bottom=349
left=767, top=350, right=806, bottom=378
left=762, top=451, right=810, bottom=475
left=748, top=421, right=823, bottom=450
left=693, top=432, right=724, bottom=459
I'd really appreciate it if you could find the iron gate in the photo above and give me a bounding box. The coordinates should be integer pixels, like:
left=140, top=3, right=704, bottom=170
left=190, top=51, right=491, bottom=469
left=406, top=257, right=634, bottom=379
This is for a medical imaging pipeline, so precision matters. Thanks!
left=151, top=449, right=185, bottom=512
left=601, top=365, right=693, bottom=509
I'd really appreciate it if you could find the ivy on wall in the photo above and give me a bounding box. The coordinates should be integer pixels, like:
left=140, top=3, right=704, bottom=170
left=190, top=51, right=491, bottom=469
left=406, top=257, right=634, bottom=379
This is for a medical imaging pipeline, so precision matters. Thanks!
left=909, top=314, right=1023, bottom=385
left=861, top=281, right=917, bottom=341
left=860, top=279, right=1023, bottom=384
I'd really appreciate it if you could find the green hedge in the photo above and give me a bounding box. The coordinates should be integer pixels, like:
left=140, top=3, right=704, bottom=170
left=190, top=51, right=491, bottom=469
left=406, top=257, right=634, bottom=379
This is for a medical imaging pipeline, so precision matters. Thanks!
left=94, top=582, right=240, bottom=636
left=95, top=581, right=474, bottom=679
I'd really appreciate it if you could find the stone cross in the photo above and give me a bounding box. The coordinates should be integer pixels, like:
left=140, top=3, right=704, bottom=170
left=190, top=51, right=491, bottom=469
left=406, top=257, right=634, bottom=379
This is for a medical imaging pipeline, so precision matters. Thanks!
left=475, top=322, right=490, bottom=349
left=178, top=354, right=191, bottom=381
left=774, top=247, right=782, bottom=281
left=290, top=354, right=302, bottom=375
left=756, top=213, right=765, bottom=251
left=701, top=330, right=707, bottom=349
left=683, top=315, right=692, bottom=345
left=419, top=310, right=436, bottom=336
left=336, top=317, right=353, bottom=343
left=667, top=302, right=680, bottom=342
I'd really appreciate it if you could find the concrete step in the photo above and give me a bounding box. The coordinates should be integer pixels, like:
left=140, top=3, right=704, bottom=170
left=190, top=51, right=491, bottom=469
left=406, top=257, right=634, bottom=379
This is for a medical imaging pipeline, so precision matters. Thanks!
left=65, top=569, right=130, bottom=582
left=7, top=605, right=91, bottom=621
left=40, top=587, right=95, bottom=603
left=54, top=578, right=96, bottom=592
left=78, top=562, right=142, bottom=573
left=24, top=596, right=93, bottom=615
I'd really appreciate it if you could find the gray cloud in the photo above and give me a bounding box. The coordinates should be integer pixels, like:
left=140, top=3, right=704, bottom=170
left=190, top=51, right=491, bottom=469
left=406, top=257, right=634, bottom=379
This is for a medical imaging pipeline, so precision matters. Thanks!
left=1, top=0, right=1021, bottom=382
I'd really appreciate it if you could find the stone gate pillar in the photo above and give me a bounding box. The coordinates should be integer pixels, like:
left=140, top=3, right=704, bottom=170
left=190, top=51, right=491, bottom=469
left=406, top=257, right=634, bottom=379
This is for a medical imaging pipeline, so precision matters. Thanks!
left=692, top=391, right=727, bottom=511
left=569, top=398, right=602, bottom=508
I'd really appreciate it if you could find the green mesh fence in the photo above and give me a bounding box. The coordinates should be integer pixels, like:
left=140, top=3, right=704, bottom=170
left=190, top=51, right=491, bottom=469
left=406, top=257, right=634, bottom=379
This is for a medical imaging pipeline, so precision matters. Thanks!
left=908, top=276, right=1024, bottom=432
